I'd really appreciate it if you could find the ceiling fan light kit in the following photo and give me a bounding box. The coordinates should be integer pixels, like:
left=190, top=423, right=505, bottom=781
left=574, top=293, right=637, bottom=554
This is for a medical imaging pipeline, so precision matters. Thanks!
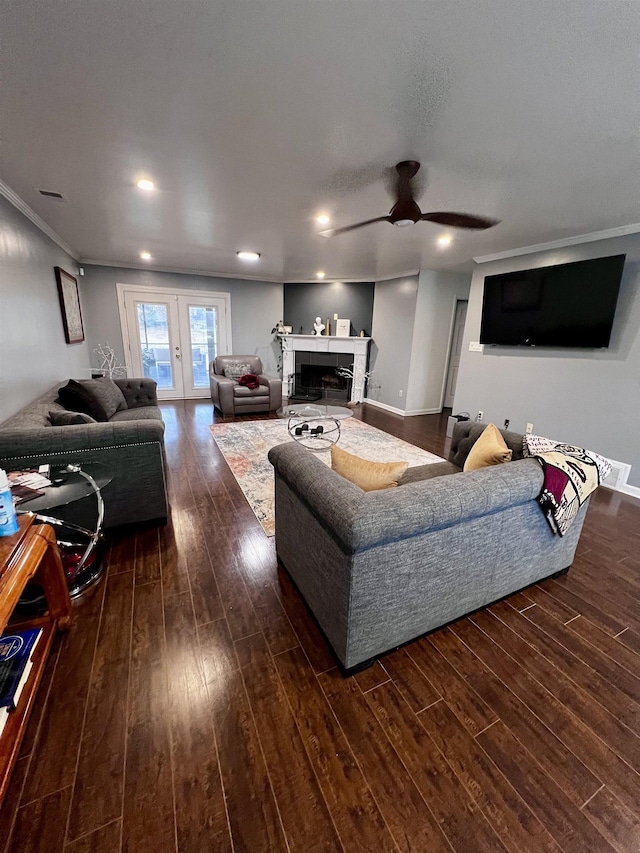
left=320, top=161, right=500, bottom=238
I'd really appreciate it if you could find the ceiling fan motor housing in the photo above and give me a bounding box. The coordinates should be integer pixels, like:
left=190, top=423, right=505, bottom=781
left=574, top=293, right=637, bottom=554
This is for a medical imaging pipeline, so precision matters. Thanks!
left=389, top=197, right=423, bottom=226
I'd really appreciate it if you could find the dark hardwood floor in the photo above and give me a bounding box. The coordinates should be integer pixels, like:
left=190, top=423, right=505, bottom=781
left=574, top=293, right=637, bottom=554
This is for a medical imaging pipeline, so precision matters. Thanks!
left=3, top=400, right=640, bottom=852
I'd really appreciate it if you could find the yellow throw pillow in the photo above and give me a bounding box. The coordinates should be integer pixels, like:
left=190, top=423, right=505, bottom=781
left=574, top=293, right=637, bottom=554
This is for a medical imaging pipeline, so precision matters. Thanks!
left=330, top=445, right=408, bottom=491
left=463, top=423, right=513, bottom=472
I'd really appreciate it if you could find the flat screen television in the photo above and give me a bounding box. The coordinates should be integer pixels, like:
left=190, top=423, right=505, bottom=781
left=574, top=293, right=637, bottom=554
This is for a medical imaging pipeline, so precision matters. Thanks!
left=480, top=254, right=625, bottom=348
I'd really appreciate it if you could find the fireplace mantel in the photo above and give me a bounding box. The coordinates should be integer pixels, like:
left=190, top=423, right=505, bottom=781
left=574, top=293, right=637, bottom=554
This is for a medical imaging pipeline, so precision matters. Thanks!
left=279, top=334, right=372, bottom=403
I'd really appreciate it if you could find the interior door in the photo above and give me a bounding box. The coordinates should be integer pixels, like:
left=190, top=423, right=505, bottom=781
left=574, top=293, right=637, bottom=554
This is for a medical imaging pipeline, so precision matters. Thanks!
left=123, top=292, right=184, bottom=399
left=444, top=300, right=468, bottom=408
left=120, top=287, right=231, bottom=399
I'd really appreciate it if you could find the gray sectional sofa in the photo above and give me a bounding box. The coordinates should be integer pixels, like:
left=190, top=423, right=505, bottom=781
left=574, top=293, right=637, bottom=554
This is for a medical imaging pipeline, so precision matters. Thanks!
left=268, top=421, right=590, bottom=672
left=0, top=378, right=168, bottom=528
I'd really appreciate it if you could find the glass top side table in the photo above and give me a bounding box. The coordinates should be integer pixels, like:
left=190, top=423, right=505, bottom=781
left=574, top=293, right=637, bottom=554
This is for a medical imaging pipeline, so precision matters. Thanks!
left=11, top=463, right=111, bottom=597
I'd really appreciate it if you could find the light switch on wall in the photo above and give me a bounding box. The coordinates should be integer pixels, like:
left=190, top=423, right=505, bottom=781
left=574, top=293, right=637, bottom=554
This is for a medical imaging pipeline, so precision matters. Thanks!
left=469, top=341, right=483, bottom=352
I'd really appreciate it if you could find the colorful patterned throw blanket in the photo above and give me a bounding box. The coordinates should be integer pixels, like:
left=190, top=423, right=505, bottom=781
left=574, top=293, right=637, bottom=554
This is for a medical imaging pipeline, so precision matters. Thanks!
left=523, top=435, right=612, bottom=536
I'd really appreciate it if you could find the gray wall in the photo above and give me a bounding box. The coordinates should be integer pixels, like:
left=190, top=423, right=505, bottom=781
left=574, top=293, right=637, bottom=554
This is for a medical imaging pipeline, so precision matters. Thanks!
left=284, top=281, right=374, bottom=337
left=368, top=275, right=419, bottom=411
left=454, top=235, right=640, bottom=487
left=406, top=270, right=471, bottom=413
left=0, top=195, right=90, bottom=422
left=81, top=265, right=283, bottom=375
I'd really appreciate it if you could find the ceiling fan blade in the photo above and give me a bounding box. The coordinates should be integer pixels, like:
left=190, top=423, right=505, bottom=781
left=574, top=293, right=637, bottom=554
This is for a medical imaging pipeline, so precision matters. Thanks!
left=421, top=212, right=500, bottom=230
left=319, top=216, right=391, bottom=237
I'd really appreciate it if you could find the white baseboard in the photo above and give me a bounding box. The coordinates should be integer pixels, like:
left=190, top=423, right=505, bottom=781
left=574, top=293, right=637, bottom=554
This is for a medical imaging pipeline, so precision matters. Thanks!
left=405, top=407, right=443, bottom=416
left=363, top=398, right=407, bottom=416
left=363, top=398, right=442, bottom=417
left=615, top=482, right=640, bottom=500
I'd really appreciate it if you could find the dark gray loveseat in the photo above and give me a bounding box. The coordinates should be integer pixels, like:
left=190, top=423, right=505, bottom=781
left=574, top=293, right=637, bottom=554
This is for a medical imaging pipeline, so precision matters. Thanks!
left=0, top=378, right=167, bottom=527
left=268, top=422, right=590, bottom=672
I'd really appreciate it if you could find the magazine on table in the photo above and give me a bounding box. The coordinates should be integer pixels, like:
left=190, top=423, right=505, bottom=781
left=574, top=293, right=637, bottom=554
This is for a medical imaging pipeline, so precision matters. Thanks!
left=0, top=628, right=43, bottom=712
left=7, top=468, right=51, bottom=505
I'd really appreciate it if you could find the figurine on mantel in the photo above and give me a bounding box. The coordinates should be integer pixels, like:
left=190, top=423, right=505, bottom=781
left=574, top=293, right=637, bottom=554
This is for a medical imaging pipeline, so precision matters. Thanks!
left=313, top=317, right=325, bottom=336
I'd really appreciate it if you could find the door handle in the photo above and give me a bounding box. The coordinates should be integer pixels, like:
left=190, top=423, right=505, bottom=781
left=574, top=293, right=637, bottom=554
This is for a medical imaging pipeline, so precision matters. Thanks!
left=175, top=353, right=181, bottom=359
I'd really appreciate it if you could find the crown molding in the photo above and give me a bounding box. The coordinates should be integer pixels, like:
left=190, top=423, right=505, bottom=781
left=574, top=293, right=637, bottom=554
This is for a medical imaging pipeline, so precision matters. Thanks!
left=80, top=258, right=283, bottom=283
left=83, top=260, right=420, bottom=284
left=283, top=269, right=419, bottom=284
left=370, top=268, right=420, bottom=283
left=0, top=178, right=80, bottom=260
left=473, top=223, right=640, bottom=265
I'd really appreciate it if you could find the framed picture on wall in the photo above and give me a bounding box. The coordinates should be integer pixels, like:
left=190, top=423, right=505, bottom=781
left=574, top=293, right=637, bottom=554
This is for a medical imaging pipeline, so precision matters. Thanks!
left=335, top=318, right=351, bottom=337
left=55, top=267, right=85, bottom=344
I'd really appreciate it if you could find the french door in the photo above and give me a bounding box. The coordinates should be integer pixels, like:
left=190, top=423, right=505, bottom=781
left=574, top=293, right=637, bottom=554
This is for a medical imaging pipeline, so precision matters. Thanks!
left=118, top=285, right=232, bottom=399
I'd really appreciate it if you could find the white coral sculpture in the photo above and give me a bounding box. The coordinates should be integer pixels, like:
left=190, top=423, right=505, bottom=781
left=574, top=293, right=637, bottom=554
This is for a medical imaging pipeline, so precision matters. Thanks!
left=93, top=343, right=127, bottom=378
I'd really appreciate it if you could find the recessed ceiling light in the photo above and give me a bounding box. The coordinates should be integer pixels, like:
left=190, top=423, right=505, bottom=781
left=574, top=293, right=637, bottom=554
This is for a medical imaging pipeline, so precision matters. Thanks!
left=317, top=271, right=326, bottom=279
left=316, top=214, right=330, bottom=225
left=140, top=251, right=152, bottom=261
left=236, top=251, right=261, bottom=261
left=136, top=179, right=155, bottom=191
left=437, top=235, right=452, bottom=247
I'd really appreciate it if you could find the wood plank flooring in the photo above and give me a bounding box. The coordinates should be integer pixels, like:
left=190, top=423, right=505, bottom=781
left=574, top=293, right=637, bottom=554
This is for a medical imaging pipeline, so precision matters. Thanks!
left=3, top=401, right=640, bottom=852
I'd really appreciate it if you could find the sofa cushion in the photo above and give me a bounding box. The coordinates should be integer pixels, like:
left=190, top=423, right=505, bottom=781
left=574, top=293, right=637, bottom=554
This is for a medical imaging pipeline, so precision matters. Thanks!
left=223, top=361, right=252, bottom=381
left=330, top=444, right=408, bottom=492
left=58, top=379, right=127, bottom=421
left=48, top=410, right=97, bottom=426
left=233, top=385, right=269, bottom=398
left=109, top=406, right=164, bottom=423
left=399, top=460, right=462, bottom=485
left=464, top=423, right=512, bottom=472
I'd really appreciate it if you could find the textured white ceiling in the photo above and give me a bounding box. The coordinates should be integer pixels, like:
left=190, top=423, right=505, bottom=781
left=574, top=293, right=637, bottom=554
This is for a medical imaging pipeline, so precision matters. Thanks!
left=2, top=1, right=640, bottom=280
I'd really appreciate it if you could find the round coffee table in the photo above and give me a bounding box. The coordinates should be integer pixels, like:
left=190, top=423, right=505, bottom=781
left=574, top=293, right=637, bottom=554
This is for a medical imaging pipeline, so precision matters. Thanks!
left=277, top=403, right=353, bottom=451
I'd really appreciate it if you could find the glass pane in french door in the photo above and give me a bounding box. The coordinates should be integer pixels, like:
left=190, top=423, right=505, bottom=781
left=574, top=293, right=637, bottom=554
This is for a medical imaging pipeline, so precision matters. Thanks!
left=136, top=302, right=174, bottom=389
left=188, top=305, right=218, bottom=388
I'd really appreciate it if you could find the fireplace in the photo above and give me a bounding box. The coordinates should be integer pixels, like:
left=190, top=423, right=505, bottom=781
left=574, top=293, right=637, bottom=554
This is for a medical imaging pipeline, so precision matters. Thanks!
left=280, top=334, right=372, bottom=404
left=292, top=351, right=353, bottom=402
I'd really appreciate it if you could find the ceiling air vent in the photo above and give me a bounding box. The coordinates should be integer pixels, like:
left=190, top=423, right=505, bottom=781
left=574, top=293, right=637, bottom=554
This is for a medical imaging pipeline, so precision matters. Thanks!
left=36, top=189, right=68, bottom=202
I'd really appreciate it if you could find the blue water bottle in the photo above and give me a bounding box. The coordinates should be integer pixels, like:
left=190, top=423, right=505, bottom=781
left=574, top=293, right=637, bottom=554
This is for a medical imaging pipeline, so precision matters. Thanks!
left=0, top=468, right=19, bottom=536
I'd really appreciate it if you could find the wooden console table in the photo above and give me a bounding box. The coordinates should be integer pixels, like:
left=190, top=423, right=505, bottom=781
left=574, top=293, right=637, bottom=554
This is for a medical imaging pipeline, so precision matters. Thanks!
left=0, top=515, right=72, bottom=804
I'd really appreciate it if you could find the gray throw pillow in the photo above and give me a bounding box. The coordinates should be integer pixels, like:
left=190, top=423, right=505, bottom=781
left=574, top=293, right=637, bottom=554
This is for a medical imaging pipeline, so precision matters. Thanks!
left=223, top=361, right=252, bottom=381
left=81, top=378, right=128, bottom=417
left=58, top=378, right=127, bottom=421
left=48, top=410, right=97, bottom=426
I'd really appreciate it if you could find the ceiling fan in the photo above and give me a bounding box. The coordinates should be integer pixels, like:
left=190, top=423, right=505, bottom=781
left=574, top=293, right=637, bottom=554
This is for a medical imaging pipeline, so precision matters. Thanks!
left=319, top=160, right=500, bottom=237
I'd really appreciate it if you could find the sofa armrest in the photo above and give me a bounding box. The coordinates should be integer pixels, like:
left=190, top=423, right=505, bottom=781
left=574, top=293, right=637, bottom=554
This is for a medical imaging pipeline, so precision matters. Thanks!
left=210, top=373, right=235, bottom=413
left=114, top=378, right=159, bottom=409
left=258, top=373, right=282, bottom=407
left=269, top=442, right=364, bottom=546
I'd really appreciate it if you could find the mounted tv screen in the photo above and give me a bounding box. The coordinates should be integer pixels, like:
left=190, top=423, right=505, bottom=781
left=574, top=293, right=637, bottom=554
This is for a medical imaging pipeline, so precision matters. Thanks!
left=480, top=254, right=625, bottom=348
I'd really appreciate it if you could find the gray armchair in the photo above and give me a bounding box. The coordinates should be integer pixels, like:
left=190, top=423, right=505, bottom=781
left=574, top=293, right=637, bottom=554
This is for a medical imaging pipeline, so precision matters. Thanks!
left=209, top=355, right=282, bottom=416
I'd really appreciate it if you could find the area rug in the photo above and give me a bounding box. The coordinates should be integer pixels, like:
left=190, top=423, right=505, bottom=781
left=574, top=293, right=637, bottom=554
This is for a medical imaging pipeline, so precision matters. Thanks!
left=210, top=417, right=444, bottom=536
